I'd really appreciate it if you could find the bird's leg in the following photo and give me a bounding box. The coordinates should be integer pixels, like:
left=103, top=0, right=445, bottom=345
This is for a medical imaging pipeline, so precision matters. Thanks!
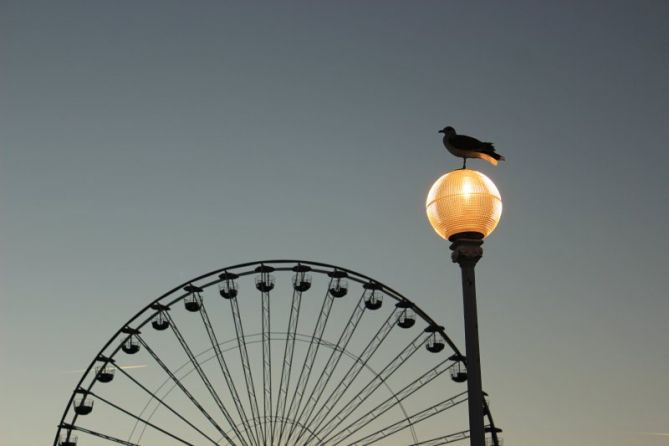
left=462, top=158, right=467, bottom=169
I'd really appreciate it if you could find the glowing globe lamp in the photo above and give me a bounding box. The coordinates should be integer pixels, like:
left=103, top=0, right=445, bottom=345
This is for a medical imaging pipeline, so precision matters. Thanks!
left=426, top=169, right=502, bottom=240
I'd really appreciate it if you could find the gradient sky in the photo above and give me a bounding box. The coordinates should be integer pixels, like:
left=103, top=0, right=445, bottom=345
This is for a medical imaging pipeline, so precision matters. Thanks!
left=2, top=1, right=669, bottom=445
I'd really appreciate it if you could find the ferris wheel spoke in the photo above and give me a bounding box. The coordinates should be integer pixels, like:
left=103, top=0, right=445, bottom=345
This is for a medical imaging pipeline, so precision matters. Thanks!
left=258, top=273, right=273, bottom=445
left=199, top=301, right=259, bottom=446
left=280, top=280, right=336, bottom=445
left=61, top=424, right=140, bottom=446
left=319, top=330, right=431, bottom=442
left=163, top=311, right=247, bottom=446
left=305, top=308, right=400, bottom=442
left=229, top=295, right=264, bottom=446
left=313, top=330, right=428, bottom=443
left=135, top=335, right=236, bottom=445
left=86, top=391, right=195, bottom=446
left=217, top=415, right=324, bottom=446
left=291, top=294, right=367, bottom=445
left=114, top=364, right=221, bottom=446
left=273, top=287, right=303, bottom=444
left=323, top=359, right=456, bottom=445
left=340, top=391, right=468, bottom=446
left=408, top=428, right=470, bottom=446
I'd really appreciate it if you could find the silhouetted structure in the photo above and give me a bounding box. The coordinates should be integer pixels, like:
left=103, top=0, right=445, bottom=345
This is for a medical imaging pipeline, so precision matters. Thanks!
left=426, top=156, right=505, bottom=446
left=54, top=260, right=502, bottom=446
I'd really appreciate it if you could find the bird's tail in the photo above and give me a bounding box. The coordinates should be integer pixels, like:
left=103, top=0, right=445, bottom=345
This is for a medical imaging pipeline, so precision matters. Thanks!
left=482, top=143, right=505, bottom=163
left=479, top=153, right=498, bottom=166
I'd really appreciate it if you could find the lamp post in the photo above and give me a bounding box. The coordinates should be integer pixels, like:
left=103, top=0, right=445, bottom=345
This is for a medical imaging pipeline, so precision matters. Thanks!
left=425, top=168, right=502, bottom=446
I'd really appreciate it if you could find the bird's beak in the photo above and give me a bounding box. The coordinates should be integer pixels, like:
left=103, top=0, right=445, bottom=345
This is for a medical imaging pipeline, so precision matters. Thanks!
left=438, top=130, right=444, bottom=134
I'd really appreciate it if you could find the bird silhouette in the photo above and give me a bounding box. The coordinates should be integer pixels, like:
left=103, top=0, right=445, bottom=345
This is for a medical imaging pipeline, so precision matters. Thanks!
left=439, top=126, right=505, bottom=168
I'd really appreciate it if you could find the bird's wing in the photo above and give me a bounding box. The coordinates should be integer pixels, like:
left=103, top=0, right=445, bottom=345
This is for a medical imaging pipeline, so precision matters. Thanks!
left=449, top=134, right=492, bottom=150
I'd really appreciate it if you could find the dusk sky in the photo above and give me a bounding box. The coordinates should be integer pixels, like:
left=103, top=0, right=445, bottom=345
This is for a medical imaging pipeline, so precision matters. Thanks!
left=2, top=1, right=668, bottom=445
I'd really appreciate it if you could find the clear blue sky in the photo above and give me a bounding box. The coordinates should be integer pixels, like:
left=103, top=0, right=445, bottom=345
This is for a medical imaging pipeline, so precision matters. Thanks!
left=1, top=1, right=668, bottom=445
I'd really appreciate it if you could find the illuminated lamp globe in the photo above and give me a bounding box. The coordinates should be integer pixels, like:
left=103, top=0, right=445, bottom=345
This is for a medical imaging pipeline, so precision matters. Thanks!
left=426, top=169, right=502, bottom=240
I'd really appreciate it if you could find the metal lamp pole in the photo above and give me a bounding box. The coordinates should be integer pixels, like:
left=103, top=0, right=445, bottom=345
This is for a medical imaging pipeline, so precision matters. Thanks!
left=450, top=232, right=485, bottom=446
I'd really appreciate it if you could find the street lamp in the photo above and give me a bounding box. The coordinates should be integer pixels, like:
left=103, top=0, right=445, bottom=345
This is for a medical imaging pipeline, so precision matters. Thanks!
left=426, top=168, right=502, bottom=446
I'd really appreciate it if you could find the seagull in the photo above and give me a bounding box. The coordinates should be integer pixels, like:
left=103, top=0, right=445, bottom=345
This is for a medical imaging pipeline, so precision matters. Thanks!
left=439, top=126, right=505, bottom=168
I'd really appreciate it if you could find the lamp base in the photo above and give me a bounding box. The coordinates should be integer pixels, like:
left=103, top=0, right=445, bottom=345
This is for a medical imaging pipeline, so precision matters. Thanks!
left=449, top=232, right=484, bottom=265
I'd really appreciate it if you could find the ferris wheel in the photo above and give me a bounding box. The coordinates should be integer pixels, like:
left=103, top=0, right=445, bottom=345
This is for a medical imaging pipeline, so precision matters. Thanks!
left=54, top=260, right=502, bottom=446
